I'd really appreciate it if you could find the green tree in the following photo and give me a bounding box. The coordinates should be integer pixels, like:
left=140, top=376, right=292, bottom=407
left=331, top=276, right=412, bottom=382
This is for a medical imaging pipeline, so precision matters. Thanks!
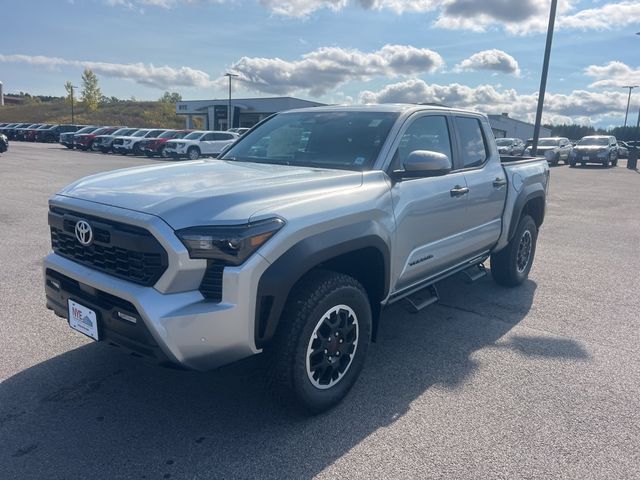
left=159, top=91, right=182, bottom=103
left=64, top=81, right=74, bottom=103
left=80, top=69, right=101, bottom=112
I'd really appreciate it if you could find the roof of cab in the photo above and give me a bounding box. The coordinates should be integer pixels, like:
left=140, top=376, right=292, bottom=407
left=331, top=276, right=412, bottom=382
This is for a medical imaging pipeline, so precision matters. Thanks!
left=282, top=103, right=483, bottom=117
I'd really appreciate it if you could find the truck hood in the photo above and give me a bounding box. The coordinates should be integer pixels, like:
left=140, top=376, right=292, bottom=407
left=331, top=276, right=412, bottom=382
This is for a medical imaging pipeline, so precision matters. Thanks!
left=57, top=160, right=363, bottom=229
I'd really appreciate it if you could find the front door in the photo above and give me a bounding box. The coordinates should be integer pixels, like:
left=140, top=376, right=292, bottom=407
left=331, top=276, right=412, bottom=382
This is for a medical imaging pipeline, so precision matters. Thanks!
left=389, top=114, right=470, bottom=293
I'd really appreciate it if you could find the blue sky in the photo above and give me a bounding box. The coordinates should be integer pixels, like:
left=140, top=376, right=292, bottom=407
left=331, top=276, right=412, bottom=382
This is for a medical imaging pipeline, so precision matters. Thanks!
left=1, top=0, right=639, bottom=127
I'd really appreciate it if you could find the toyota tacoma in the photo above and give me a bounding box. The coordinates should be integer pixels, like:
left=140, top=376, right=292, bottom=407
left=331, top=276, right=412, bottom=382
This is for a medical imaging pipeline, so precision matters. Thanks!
left=44, top=105, right=549, bottom=413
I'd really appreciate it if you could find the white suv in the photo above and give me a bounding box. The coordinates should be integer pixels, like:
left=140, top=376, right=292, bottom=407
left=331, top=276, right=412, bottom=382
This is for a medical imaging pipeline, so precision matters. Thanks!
left=164, top=131, right=239, bottom=160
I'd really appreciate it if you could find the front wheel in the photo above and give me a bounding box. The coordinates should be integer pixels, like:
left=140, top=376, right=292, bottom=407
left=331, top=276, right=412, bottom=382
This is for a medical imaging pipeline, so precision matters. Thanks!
left=490, top=215, right=538, bottom=287
left=268, top=270, right=372, bottom=414
left=187, top=147, right=200, bottom=160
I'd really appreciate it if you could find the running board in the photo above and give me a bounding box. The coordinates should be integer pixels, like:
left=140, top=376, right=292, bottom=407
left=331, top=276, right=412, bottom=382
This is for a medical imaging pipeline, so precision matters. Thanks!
left=462, top=263, right=487, bottom=283
left=403, top=284, right=440, bottom=313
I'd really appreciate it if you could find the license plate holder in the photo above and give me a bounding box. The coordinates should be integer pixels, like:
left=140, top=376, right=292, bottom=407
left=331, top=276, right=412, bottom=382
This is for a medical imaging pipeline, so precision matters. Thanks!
left=68, top=299, right=99, bottom=341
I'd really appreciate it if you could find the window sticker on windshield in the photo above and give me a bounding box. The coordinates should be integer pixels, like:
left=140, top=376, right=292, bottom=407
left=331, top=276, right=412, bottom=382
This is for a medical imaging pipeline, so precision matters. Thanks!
left=354, top=156, right=366, bottom=165
left=368, top=119, right=382, bottom=127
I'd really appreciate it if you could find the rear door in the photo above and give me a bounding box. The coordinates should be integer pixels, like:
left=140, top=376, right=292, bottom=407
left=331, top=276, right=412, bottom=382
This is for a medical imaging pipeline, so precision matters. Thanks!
left=210, top=133, right=237, bottom=154
left=455, top=115, right=507, bottom=257
left=199, top=133, right=216, bottom=154
left=388, top=113, right=470, bottom=292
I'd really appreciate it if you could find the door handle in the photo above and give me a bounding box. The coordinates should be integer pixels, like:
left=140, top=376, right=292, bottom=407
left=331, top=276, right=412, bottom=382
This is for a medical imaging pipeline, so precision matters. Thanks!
left=450, top=185, right=470, bottom=197
left=493, top=177, right=507, bottom=188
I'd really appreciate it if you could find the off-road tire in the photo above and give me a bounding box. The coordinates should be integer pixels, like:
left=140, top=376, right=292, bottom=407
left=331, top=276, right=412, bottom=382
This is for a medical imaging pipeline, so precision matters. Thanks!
left=267, top=270, right=372, bottom=414
left=490, top=215, right=538, bottom=287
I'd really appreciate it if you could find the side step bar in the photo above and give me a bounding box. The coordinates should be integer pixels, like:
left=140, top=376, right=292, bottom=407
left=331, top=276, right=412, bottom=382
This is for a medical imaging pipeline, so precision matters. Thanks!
left=403, top=284, right=440, bottom=313
left=462, top=263, right=487, bottom=283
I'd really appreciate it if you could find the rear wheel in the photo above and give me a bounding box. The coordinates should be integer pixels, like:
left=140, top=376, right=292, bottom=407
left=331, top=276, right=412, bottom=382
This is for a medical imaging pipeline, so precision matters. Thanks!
left=611, top=152, right=618, bottom=167
left=159, top=146, right=168, bottom=159
left=133, top=144, right=142, bottom=156
left=491, top=215, right=537, bottom=287
left=268, top=270, right=371, bottom=414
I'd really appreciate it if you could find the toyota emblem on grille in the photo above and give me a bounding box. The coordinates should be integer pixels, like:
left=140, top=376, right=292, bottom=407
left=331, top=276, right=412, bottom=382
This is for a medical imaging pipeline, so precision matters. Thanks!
left=74, top=220, right=93, bottom=246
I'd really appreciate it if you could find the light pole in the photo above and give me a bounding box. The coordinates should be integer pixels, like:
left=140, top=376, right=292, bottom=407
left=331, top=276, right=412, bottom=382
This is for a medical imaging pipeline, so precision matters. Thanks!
left=70, top=84, right=78, bottom=124
left=531, top=0, right=558, bottom=157
left=622, top=86, right=638, bottom=127
left=224, top=72, right=239, bottom=131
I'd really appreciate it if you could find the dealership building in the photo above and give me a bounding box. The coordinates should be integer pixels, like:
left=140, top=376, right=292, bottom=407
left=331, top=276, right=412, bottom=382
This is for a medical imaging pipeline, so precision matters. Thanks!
left=176, top=96, right=548, bottom=141
left=175, top=97, right=325, bottom=130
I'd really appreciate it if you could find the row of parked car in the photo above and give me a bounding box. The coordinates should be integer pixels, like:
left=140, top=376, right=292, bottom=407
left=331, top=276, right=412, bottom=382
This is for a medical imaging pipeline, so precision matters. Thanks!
left=0, top=122, right=250, bottom=160
left=495, top=135, right=637, bottom=167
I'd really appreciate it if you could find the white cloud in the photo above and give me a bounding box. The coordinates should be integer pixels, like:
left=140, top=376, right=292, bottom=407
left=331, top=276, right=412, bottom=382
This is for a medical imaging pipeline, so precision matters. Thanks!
left=456, top=49, right=520, bottom=76
left=585, top=61, right=640, bottom=89
left=359, top=78, right=628, bottom=124
left=559, top=1, right=640, bottom=30
left=228, top=45, right=444, bottom=95
left=106, top=0, right=640, bottom=35
left=0, top=54, right=215, bottom=89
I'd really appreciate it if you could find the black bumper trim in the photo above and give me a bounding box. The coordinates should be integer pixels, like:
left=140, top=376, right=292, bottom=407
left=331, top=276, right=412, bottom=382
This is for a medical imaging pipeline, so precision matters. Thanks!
left=45, top=269, right=179, bottom=367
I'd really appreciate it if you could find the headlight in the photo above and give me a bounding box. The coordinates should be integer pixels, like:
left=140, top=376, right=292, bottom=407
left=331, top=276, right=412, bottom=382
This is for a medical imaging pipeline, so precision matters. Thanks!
left=176, top=217, right=285, bottom=265
left=177, top=142, right=186, bottom=148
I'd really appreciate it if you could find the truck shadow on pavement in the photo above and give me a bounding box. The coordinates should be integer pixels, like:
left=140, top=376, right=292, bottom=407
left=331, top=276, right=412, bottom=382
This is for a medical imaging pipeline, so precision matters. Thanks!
left=0, top=273, right=589, bottom=480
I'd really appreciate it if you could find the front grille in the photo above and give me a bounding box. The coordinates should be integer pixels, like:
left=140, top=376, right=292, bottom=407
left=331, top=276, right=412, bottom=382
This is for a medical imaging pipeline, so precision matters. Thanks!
left=199, top=262, right=224, bottom=302
left=49, top=207, right=168, bottom=286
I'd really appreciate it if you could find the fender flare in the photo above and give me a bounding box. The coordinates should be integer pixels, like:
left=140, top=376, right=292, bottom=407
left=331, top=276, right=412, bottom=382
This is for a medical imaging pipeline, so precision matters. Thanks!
left=508, top=185, right=546, bottom=241
left=254, top=224, right=390, bottom=349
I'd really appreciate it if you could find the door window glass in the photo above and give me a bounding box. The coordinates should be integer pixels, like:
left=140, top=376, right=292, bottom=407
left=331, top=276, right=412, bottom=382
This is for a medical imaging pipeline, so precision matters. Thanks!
left=456, top=117, right=488, bottom=168
left=393, top=116, right=452, bottom=170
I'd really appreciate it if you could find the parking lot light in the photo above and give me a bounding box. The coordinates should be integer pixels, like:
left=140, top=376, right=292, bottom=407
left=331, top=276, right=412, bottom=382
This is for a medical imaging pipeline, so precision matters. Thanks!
left=224, top=73, right=239, bottom=131
left=531, top=0, right=558, bottom=157
left=623, top=86, right=638, bottom=127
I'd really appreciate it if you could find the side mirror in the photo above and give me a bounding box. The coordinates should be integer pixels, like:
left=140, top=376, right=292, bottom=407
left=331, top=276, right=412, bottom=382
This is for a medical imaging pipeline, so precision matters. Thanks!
left=393, top=150, right=451, bottom=179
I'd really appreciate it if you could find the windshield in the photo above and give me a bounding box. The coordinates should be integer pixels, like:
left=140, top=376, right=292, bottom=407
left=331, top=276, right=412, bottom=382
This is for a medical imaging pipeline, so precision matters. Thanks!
left=145, top=130, right=165, bottom=137
left=221, top=111, right=398, bottom=170
left=496, top=139, right=514, bottom=146
left=37, top=124, right=53, bottom=129
left=184, top=131, right=206, bottom=140
left=158, top=130, right=177, bottom=139
left=172, top=131, right=190, bottom=139
left=538, top=139, right=560, bottom=146
left=75, top=126, right=97, bottom=134
left=579, top=137, right=609, bottom=146
left=132, top=130, right=150, bottom=137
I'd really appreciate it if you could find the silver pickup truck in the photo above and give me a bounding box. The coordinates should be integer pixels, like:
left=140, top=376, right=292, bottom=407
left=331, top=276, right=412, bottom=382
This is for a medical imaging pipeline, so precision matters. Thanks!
left=44, top=105, right=549, bottom=413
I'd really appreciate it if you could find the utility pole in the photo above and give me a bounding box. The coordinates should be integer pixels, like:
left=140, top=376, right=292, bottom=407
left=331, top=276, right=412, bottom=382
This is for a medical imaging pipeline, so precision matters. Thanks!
left=623, top=86, right=638, bottom=127
left=70, top=84, right=78, bottom=124
left=531, top=0, right=558, bottom=157
left=224, top=72, right=238, bottom=131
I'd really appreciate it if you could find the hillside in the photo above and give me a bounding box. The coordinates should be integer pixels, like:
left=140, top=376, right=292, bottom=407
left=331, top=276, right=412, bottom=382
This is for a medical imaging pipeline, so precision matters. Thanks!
left=0, top=100, right=195, bottom=129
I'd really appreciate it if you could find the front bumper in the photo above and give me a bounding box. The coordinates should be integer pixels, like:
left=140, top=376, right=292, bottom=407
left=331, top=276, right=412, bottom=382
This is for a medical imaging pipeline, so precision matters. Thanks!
left=43, top=197, right=267, bottom=371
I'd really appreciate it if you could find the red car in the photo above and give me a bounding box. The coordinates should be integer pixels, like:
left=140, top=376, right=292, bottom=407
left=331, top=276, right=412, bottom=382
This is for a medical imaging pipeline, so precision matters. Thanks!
left=74, top=126, right=121, bottom=151
left=139, top=130, right=192, bottom=158
left=26, top=124, right=54, bottom=142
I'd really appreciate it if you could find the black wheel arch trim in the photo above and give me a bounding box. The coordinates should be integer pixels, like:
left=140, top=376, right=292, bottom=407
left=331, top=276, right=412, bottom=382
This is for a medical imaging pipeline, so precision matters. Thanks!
left=255, top=226, right=390, bottom=349
left=508, top=186, right=546, bottom=241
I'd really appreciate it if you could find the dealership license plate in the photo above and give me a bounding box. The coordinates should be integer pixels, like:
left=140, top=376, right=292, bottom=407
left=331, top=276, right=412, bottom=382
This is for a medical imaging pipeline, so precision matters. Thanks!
left=582, top=156, right=590, bottom=161
left=68, top=300, right=99, bottom=341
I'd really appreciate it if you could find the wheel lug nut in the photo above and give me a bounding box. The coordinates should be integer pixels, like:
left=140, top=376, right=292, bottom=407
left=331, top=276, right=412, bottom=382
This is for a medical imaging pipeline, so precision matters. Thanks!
left=339, top=339, right=343, bottom=343
left=324, top=349, right=328, bottom=354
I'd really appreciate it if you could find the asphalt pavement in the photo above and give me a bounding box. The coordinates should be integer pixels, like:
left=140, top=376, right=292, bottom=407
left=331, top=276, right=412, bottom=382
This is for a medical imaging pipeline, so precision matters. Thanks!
left=1, top=143, right=639, bottom=479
